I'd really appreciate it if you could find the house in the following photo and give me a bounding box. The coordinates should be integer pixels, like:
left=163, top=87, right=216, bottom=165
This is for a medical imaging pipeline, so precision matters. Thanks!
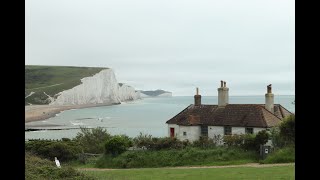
left=166, top=81, right=293, bottom=143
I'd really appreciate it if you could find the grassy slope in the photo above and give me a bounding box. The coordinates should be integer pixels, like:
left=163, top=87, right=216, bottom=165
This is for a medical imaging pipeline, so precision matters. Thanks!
left=83, top=165, right=295, bottom=180
left=25, top=65, right=107, bottom=105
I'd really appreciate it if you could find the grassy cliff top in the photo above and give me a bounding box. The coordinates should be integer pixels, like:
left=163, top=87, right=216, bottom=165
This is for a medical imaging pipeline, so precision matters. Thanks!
left=25, top=65, right=108, bottom=105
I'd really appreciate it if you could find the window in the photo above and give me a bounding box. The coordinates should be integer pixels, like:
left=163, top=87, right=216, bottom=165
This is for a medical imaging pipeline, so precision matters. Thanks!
left=224, top=126, right=232, bottom=135
left=183, top=132, right=187, bottom=136
left=201, top=125, right=208, bottom=137
left=245, top=128, right=253, bottom=134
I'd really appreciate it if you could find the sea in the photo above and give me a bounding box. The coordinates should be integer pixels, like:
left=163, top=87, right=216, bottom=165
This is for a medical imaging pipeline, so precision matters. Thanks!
left=25, top=96, right=295, bottom=140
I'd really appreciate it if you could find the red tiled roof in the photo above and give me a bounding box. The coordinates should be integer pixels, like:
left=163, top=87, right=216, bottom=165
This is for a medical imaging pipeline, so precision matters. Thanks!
left=166, top=104, right=293, bottom=128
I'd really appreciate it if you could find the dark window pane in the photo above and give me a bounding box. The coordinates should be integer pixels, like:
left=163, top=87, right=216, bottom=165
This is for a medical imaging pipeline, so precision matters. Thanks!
left=245, top=128, right=253, bottom=134
left=201, top=125, right=208, bottom=136
left=224, top=126, right=232, bottom=135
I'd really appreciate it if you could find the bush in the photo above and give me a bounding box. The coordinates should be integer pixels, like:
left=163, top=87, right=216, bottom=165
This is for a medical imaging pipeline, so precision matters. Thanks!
left=223, top=134, right=245, bottom=147
left=133, top=132, right=153, bottom=149
left=261, top=146, right=295, bottom=164
left=270, top=127, right=286, bottom=148
left=255, top=130, right=269, bottom=146
left=279, top=115, right=295, bottom=144
left=133, top=133, right=188, bottom=150
left=25, top=152, right=94, bottom=180
left=25, top=139, right=82, bottom=162
left=193, top=136, right=218, bottom=148
left=223, top=131, right=269, bottom=152
left=74, top=127, right=111, bottom=154
left=241, top=134, right=256, bottom=150
left=95, top=147, right=258, bottom=168
left=105, top=135, right=132, bottom=156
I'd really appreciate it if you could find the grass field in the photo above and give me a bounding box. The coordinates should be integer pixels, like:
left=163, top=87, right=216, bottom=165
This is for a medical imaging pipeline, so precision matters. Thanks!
left=82, top=165, right=295, bottom=180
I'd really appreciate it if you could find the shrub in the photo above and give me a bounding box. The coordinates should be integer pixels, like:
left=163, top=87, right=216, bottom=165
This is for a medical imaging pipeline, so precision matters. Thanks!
left=95, top=147, right=258, bottom=168
left=255, top=130, right=269, bottom=146
left=223, top=134, right=245, bottom=147
left=223, top=131, right=269, bottom=152
left=241, top=134, right=256, bottom=150
left=25, top=139, right=82, bottom=162
left=133, top=132, right=153, bottom=149
left=105, top=135, right=132, bottom=156
left=74, top=127, right=111, bottom=154
left=270, top=127, right=286, bottom=148
left=133, top=133, right=188, bottom=150
left=261, top=146, right=295, bottom=164
left=279, top=115, right=295, bottom=145
left=193, top=136, right=218, bottom=148
left=25, top=152, right=94, bottom=180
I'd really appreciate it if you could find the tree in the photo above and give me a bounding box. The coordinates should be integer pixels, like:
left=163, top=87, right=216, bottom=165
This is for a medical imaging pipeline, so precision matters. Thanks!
left=279, top=115, right=295, bottom=144
left=105, top=135, right=132, bottom=156
left=74, top=127, right=111, bottom=154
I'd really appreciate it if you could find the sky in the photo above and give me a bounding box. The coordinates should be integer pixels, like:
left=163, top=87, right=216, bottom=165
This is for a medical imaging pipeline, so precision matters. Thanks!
left=25, top=0, right=295, bottom=96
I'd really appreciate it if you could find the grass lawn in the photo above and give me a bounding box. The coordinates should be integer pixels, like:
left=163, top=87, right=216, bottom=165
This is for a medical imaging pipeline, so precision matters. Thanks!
left=82, top=165, right=295, bottom=180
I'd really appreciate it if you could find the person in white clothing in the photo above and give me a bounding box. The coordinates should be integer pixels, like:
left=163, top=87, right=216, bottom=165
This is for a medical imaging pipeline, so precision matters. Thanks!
left=55, top=157, right=61, bottom=168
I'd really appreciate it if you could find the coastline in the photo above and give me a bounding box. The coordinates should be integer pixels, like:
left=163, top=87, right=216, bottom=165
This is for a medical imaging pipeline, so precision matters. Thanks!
left=25, top=102, right=119, bottom=123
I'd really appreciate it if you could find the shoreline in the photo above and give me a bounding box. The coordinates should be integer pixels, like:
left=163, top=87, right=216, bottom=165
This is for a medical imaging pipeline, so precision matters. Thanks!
left=25, top=102, right=119, bottom=123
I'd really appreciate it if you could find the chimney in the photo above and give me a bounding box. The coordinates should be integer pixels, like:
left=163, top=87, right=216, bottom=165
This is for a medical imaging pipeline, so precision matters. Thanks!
left=218, top=80, right=229, bottom=106
left=265, top=84, right=274, bottom=113
left=194, top=87, right=201, bottom=106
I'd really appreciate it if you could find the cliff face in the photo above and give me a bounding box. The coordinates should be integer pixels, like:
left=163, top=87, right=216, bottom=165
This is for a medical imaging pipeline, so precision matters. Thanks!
left=50, top=69, right=140, bottom=105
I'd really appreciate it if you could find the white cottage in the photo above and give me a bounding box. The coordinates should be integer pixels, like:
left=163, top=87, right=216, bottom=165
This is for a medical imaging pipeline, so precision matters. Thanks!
left=166, top=81, right=293, bottom=143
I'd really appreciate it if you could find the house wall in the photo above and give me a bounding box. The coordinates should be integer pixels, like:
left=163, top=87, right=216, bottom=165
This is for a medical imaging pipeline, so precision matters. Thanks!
left=253, top=127, right=267, bottom=134
left=168, top=124, right=179, bottom=137
left=178, top=126, right=201, bottom=142
left=168, top=124, right=268, bottom=145
left=232, top=127, right=246, bottom=134
left=208, top=126, right=224, bottom=145
left=167, top=124, right=200, bottom=142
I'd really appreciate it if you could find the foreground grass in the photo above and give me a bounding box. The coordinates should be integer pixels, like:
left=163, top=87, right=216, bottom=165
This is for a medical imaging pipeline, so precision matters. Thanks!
left=82, top=165, right=295, bottom=180
left=261, top=146, right=295, bottom=164
left=95, top=147, right=259, bottom=168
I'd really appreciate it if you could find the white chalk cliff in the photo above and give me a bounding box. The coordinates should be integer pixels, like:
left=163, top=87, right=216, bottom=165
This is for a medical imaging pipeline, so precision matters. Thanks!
left=50, top=69, right=141, bottom=105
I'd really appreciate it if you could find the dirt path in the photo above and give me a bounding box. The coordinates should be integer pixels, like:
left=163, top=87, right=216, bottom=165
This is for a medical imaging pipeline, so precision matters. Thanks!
left=79, top=163, right=295, bottom=171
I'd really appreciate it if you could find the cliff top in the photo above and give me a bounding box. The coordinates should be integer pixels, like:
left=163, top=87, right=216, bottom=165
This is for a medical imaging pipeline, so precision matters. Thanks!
left=25, top=65, right=108, bottom=105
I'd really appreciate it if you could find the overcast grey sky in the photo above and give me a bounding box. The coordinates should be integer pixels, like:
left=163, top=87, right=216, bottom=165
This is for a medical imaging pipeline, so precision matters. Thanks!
left=25, top=0, right=294, bottom=96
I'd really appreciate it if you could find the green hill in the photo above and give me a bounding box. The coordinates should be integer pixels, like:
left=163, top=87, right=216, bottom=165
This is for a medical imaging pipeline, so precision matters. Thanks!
left=140, top=89, right=171, bottom=96
left=25, top=65, right=107, bottom=105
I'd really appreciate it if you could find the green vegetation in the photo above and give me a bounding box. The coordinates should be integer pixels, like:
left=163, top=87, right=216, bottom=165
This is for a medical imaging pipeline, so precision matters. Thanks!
left=25, top=138, right=82, bottom=162
left=261, top=146, right=295, bottom=164
left=96, top=147, right=258, bottom=168
left=25, top=65, right=107, bottom=105
left=279, top=115, right=295, bottom=144
left=26, top=120, right=295, bottom=171
left=82, top=165, right=295, bottom=180
left=105, top=135, right=132, bottom=156
left=223, top=130, right=269, bottom=152
left=140, top=89, right=171, bottom=96
left=75, top=127, right=112, bottom=154
left=25, top=152, right=94, bottom=180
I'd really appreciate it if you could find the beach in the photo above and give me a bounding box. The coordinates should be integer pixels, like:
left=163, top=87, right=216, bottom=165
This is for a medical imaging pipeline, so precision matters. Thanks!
left=25, top=103, right=118, bottom=123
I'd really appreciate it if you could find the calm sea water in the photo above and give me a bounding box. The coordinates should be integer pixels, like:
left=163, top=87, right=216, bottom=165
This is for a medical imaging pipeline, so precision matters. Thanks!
left=25, top=96, right=295, bottom=140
